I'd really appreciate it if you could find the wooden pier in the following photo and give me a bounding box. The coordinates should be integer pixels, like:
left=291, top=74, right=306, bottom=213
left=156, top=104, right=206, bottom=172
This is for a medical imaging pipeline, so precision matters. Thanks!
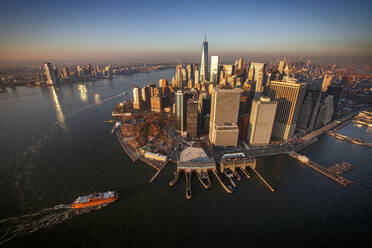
left=249, top=167, right=275, bottom=192
left=212, top=170, right=233, bottom=194
left=327, top=131, right=372, bottom=148
left=288, top=152, right=353, bottom=187
left=169, top=171, right=180, bottom=186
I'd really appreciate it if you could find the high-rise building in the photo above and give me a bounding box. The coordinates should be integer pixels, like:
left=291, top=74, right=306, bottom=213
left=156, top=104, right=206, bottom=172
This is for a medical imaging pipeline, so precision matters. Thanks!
left=278, top=60, right=285, bottom=75
left=321, top=74, right=333, bottom=92
left=44, top=62, right=57, bottom=85
left=237, top=57, right=243, bottom=69
left=252, top=62, right=266, bottom=83
left=175, top=91, right=192, bottom=132
left=238, top=115, right=250, bottom=140
left=210, top=56, right=219, bottom=83
left=182, top=68, right=188, bottom=84
left=248, top=97, right=277, bottom=146
left=209, top=88, right=241, bottom=147
left=133, top=85, right=142, bottom=110
left=151, top=95, right=162, bottom=112
left=297, top=90, right=322, bottom=131
left=222, top=65, right=234, bottom=78
left=326, top=84, right=342, bottom=119
left=141, top=86, right=151, bottom=108
left=186, top=99, right=198, bottom=138
left=247, top=65, right=255, bottom=82
left=159, top=78, right=168, bottom=88
left=267, top=79, right=307, bottom=141
left=200, top=36, right=208, bottom=82
left=193, top=64, right=199, bottom=85
left=314, top=95, right=334, bottom=129
left=186, top=64, right=193, bottom=84
left=175, top=64, right=183, bottom=88
left=254, top=69, right=265, bottom=98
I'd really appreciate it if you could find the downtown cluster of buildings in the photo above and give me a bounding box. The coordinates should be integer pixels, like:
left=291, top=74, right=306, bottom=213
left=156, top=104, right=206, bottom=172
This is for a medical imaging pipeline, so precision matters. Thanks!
left=0, top=62, right=172, bottom=87
left=130, top=38, right=363, bottom=148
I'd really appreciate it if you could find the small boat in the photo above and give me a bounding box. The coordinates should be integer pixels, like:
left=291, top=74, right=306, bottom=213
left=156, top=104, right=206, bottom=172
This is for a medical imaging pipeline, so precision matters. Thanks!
left=72, top=191, right=118, bottom=209
left=122, top=91, right=127, bottom=95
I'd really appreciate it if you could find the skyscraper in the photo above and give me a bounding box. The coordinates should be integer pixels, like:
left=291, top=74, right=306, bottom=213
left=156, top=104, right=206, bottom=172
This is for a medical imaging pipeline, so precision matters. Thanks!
left=254, top=69, right=265, bottom=98
left=200, top=35, right=208, bottom=82
left=193, top=64, right=199, bottom=85
left=267, top=79, right=307, bottom=141
left=321, top=74, right=333, bottom=92
left=186, top=64, right=193, bottom=84
left=278, top=60, right=285, bottom=75
left=247, top=65, right=255, bottom=82
left=209, top=87, right=241, bottom=147
left=248, top=97, right=277, bottom=146
left=44, top=62, right=57, bottom=85
left=175, top=64, right=183, bottom=88
left=133, top=85, right=142, bottom=110
left=141, top=86, right=151, bottom=108
left=252, top=62, right=266, bottom=83
left=175, top=91, right=192, bottom=132
left=210, top=56, right=219, bottom=83
left=237, top=57, right=243, bottom=69
left=186, top=99, right=198, bottom=138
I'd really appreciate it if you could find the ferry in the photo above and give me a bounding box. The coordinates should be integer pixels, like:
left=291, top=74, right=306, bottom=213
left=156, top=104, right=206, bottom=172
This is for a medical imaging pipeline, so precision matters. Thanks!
left=111, top=121, right=122, bottom=134
left=72, top=191, right=118, bottom=209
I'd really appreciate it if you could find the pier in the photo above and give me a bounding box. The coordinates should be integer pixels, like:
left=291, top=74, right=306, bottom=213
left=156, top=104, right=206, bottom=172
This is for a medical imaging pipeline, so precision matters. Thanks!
left=185, top=172, right=192, bottom=199
left=196, top=171, right=211, bottom=189
left=249, top=167, right=275, bottom=192
left=288, top=152, right=353, bottom=187
left=237, top=167, right=251, bottom=179
left=212, top=170, right=233, bottom=194
left=327, top=131, right=372, bottom=148
left=169, top=171, right=180, bottom=186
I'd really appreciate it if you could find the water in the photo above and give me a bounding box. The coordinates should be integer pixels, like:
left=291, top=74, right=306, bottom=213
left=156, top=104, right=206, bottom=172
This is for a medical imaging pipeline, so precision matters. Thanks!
left=0, top=68, right=371, bottom=247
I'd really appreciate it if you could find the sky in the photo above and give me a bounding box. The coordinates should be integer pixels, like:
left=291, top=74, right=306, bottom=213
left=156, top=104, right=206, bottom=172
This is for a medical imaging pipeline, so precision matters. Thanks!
left=0, top=0, right=371, bottom=64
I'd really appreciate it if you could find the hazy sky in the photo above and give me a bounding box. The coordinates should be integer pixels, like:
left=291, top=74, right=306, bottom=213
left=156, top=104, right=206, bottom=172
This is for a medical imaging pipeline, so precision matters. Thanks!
left=0, top=0, right=371, bottom=64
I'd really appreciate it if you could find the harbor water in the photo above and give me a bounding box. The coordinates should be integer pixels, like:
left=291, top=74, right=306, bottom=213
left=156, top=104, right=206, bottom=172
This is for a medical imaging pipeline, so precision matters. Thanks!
left=0, top=68, right=371, bottom=247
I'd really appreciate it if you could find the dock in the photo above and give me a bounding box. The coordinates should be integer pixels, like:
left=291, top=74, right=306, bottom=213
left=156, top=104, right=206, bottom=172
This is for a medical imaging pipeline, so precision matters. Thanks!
left=185, top=172, right=192, bottom=199
left=196, top=171, right=211, bottom=189
left=288, top=152, right=353, bottom=187
left=249, top=167, right=275, bottom=192
left=237, top=167, right=251, bottom=179
left=169, top=171, right=180, bottom=186
left=327, top=131, right=372, bottom=148
left=212, top=170, right=233, bottom=194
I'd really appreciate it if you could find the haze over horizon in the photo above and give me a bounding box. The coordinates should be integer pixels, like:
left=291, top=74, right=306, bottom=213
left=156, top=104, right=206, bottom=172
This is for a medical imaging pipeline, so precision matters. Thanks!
left=1, top=0, right=371, bottom=65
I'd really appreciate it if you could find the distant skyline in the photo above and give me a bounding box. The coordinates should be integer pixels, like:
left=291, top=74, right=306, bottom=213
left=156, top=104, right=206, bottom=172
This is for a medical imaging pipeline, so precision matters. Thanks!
left=1, top=0, right=371, bottom=65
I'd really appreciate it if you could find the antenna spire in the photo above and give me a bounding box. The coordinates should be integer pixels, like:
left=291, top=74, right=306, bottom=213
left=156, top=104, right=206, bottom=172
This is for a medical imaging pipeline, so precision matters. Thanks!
left=204, top=28, right=207, bottom=41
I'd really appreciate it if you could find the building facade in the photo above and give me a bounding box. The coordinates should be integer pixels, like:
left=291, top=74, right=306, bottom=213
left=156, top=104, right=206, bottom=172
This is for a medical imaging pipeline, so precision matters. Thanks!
left=267, top=79, right=306, bottom=141
left=248, top=97, right=277, bottom=146
left=209, top=87, right=241, bottom=147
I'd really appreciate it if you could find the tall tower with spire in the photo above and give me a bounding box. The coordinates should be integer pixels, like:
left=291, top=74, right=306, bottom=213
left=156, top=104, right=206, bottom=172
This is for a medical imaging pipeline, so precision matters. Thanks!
left=200, top=30, right=208, bottom=82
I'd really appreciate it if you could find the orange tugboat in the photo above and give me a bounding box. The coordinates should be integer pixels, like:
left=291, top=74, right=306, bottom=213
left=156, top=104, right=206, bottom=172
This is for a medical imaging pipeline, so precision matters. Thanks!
left=72, top=191, right=118, bottom=208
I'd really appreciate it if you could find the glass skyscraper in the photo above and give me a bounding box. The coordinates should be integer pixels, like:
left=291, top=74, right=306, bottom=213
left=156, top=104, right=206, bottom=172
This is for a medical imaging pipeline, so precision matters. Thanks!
left=200, top=37, right=208, bottom=82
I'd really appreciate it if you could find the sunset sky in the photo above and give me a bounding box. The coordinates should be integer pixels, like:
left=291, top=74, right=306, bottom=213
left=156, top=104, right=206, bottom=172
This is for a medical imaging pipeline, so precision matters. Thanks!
left=0, top=0, right=371, bottom=64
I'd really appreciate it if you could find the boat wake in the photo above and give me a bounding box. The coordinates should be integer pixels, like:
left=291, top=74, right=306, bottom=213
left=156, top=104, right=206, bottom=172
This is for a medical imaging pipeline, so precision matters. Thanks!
left=0, top=204, right=105, bottom=245
left=67, top=92, right=125, bottom=117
